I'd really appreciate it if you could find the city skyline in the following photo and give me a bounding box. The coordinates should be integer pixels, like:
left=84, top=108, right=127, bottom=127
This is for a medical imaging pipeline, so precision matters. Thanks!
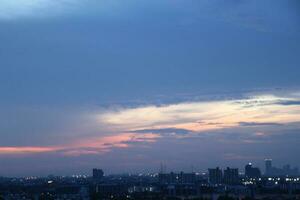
left=1, top=0, right=300, bottom=177
left=0, top=158, right=298, bottom=178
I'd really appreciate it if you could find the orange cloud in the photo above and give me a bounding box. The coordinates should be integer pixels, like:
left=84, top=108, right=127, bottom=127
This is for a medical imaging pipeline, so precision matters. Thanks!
left=0, top=133, right=160, bottom=156
left=0, top=146, right=59, bottom=155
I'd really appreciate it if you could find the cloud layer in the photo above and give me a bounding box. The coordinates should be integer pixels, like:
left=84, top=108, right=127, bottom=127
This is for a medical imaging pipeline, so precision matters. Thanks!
left=100, top=93, right=300, bottom=132
left=2, top=91, right=300, bottom=155
left=1, top=90, right=300, bottom=176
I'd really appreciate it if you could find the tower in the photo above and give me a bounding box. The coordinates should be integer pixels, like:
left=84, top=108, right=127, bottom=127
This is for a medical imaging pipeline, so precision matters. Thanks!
left=265, top=159, right=272, bottom=175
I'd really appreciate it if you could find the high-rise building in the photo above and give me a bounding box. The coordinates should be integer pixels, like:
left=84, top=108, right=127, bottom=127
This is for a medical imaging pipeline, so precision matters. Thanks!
left=223, top=167, right=239, bottom=185
left=264, top=159, right=299, bottom=176
left=208, top=167, right=222, bottom=184
left=93, top=168, right=104, bottom=180
left=245, top=163, right=261, bottom=179
left=265, top=159, right=272, bottom=175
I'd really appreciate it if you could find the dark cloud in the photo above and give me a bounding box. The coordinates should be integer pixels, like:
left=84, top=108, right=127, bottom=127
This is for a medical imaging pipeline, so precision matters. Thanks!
left=239, top=122, right=283, bottom=127
left=130, top=128, right=192, bottom=136
left=276, top=100, right=300, bottom=106
left=197, top=121, right=224, bottom=126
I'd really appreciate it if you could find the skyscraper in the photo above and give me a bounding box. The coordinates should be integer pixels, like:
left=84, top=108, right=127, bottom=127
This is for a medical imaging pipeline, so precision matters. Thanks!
left=265, top=159, right=272, bottom=175
left=93, top=168, right=104, bottom=180
left=223, top=167, right=239, bottom=185
left=208, top=167, right=222, bottom=184
left=245, top=163, right=261, bottom=179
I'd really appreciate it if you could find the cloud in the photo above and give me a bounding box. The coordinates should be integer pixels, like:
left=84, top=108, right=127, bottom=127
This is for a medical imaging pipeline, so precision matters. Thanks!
left=59, top=132, right=160, bottom=156
left=130, top=128, right=192, bottom=136
left=276, top=100, right=300, bottom=106
left=1, top=90, right=300, bottom=176
left=238, top=122, right=283, bottom=127
left=99, top=93, right=300, bottom=133
left=0, top=146, right=59, bottom=155
left=0, top=132, right=160, bottom=156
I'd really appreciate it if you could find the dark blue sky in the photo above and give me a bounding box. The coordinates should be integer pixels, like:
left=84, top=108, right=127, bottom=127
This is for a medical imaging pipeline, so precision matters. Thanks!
left=0, top=0, right=300, bottom=176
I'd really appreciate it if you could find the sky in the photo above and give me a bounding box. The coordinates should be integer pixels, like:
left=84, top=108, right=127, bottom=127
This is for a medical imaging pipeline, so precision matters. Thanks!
left=0, top=0, right=300, bottom=177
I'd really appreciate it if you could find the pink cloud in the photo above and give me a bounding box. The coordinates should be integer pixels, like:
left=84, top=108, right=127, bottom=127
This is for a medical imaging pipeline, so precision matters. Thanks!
left=0, top=133, right=160, bottom=156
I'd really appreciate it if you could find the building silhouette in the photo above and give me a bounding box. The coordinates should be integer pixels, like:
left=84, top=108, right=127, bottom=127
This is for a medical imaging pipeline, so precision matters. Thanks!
left=245, top=163, right=261, bottom=178
left=158, top=171, right=196, bottom=184
left=265, top=159, right=272, bottom=175
left=208, top=167, right=222, bottom=184
left=92, top=168, right=104, bottom=180
left=223, top=167, right=239, bottom=185
left=264, top=159, right=299, bottom=176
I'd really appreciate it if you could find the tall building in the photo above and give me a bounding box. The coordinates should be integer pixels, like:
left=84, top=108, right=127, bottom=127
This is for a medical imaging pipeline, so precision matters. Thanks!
left=93, top=168, right=104, bottom=180
left=223, top=167, right=239, bottom=185
left=245, top=163, right=261, bottom=179
left=208, top=167, right=222, bottom=184
left=265, top=159, right=272, bottom=175
left=264, top=159, right=299, bottom=176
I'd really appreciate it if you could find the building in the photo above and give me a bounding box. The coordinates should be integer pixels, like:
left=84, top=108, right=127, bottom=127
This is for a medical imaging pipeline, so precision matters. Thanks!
left=208, top=167, right=222, bottom=184
left=223, top=167, right=239, bottom=185
left=264, top=159, right=299, bottom=176
left=245, top=163, right=261, bottom=179
left=93, top=169, right=104, bottom=180
left=158, top=172, right=196, bottom=184
left=265, top=159, right=272, bottom=175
